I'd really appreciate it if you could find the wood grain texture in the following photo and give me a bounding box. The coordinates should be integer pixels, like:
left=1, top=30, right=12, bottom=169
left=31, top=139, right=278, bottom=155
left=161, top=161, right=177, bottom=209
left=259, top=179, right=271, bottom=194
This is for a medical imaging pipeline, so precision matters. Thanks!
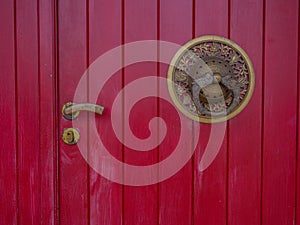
left=262, top=0, right=298, bottom=224
left=88, top=0, right=123, bottom=224
left=123, top=0, right=158, bottom=224
left=297, top=5, right=300, bottom=224
left=297, top=6, right=300, bottom=223
left=159, top=0, right=193, bottom=224
left=0, top=0, right=17, bottom=224
left=194, top=0, right=228, bottom=224
left=39, top=0, right=56, bottom=223
left=228, top=0, right=263, bottom=225
left=58, top=0, right=89, bottom=224
left=1, top=1, right=300, bottom=224
left=16, top=0, right=41, bottom=223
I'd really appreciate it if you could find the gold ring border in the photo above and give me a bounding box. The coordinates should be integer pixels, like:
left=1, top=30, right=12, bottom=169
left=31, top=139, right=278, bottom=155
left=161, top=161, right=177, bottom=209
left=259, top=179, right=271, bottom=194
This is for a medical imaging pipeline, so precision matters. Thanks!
left=167, top=35, right=255, bottom=124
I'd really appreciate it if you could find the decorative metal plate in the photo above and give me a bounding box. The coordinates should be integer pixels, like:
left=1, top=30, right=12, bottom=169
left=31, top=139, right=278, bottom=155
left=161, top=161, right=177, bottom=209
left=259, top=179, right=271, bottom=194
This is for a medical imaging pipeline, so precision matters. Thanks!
left=167, top=35, right=255, bottom=123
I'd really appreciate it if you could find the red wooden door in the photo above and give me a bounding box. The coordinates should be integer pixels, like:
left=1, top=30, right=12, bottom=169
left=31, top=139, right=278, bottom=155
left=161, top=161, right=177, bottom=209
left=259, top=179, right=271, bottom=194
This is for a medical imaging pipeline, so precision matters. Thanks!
left=0, top=0, right=300, bottom=225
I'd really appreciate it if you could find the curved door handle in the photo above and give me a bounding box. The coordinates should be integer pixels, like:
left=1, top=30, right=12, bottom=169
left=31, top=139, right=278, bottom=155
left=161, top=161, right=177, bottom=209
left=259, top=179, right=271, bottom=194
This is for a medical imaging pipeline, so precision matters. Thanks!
left=62, top=102, right=104, bottom=120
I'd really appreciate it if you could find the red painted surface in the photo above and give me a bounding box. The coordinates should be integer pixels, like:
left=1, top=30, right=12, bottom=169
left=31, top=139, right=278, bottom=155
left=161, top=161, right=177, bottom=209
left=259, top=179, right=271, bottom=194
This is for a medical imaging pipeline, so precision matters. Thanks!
left=0, top=1, right=17, bottom=224
left=16, top=0, right=40, bottom=223
left=228, top=0, right=263, bottom=225
left=194, top=1, right=228, bottom=224
left=123, top=1, right=158, bottom=224
left=39, top=0, right=57, bottom=224
left=0, top=0, right=299, bottom=225
left=263, top=0, right=298, bottom=224
left=58, top=0, right=89, bottom=224
left=88, top=0, right=123, bottom=224
left=159, top=0, right=193, bottom=224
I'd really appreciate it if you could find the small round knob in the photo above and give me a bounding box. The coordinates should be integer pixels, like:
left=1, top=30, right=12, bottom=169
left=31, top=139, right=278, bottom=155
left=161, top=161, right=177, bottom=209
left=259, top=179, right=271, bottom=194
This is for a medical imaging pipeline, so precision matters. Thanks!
left=62, top=128, right=80, bottom=145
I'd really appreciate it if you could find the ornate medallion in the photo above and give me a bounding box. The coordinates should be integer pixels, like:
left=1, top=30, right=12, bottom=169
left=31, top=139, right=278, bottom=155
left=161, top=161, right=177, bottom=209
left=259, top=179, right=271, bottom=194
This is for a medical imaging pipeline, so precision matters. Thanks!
left=167, top=35, right=255, bottom=123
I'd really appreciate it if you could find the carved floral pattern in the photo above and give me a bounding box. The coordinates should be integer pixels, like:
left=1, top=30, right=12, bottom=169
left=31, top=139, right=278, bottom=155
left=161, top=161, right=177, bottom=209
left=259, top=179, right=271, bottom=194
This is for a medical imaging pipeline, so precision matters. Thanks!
left=171, top=40, right=251, bottom=119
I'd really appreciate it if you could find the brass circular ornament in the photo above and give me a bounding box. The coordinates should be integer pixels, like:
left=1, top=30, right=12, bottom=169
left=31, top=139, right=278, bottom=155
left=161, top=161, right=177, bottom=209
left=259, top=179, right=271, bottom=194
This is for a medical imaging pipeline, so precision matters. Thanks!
left=167, top=35, right=255, bottom=123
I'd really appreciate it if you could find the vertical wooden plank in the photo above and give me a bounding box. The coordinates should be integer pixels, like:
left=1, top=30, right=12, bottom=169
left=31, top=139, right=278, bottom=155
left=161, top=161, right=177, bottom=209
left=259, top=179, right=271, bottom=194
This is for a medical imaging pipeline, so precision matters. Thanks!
left=0, top=1, right=17, bottom=224
left=195, top=0, right=228, bottom=36
left=194, top=0, right=228, bottom=224
left=263, top=0, right=298, bottom=224
left=159, top=0, right=193, bottom=224
left=15, top=0, right=41, bottom=223
left=88, top=0, right=123, bottom=224
left=228, top=0, right=263, bottom=224
left=297, top=4, right=300, bottom=224
left=124, top=1, right=158, bottom=224
left=297, top=5, right=300, bottom=223
left=58, top=0, right=88, bottom=224
left=39, top=0, right=56, bottom=223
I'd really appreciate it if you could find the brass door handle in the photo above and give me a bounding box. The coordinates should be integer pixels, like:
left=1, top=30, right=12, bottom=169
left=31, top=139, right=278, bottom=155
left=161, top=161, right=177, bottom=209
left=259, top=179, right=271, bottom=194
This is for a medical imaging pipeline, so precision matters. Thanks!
left=62, top=102, right=104, bottom=120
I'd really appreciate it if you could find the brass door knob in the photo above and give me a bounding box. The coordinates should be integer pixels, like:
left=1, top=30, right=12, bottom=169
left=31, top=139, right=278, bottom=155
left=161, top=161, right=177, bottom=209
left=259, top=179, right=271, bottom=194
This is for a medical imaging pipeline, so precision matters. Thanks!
left=62, top=128, right=80, bottom=145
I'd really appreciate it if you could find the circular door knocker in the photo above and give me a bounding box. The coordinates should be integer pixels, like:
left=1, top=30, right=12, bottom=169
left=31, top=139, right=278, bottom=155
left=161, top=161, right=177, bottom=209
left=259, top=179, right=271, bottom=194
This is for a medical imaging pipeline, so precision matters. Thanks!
left=167, top=35, right=255, bottom=123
